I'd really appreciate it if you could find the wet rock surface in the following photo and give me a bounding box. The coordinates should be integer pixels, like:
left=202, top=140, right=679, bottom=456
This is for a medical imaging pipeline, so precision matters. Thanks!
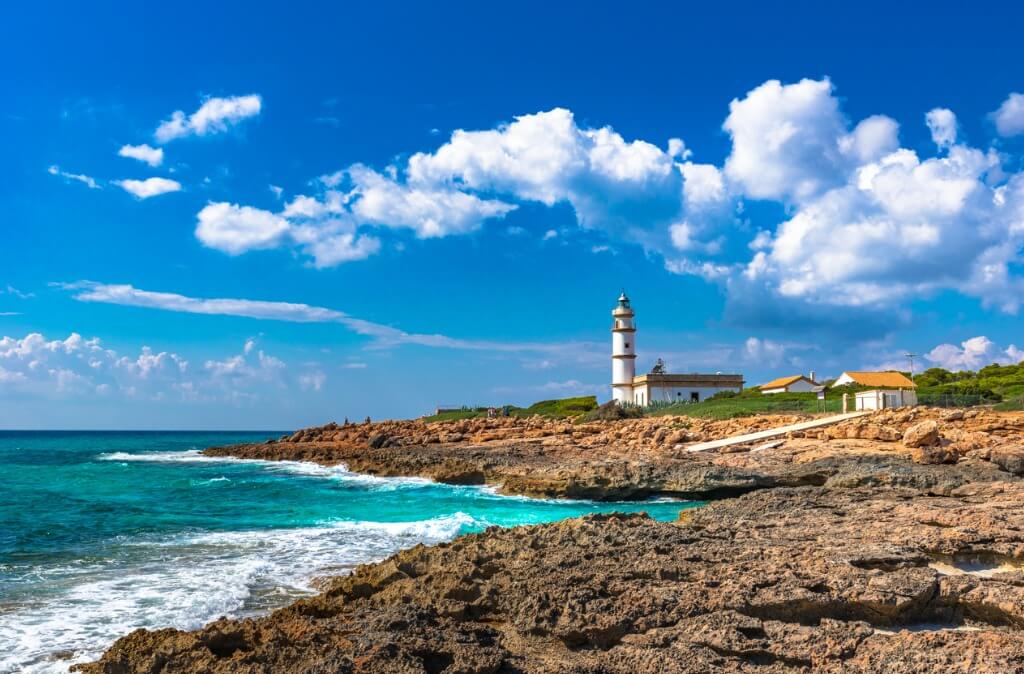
left=77, top=483, right=1024, bottom=673
left=78, top=409, right=1024, bottom=673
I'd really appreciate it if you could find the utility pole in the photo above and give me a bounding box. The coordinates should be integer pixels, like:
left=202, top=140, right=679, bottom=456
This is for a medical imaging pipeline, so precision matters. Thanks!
left=905, top=353, right=917, bottom=384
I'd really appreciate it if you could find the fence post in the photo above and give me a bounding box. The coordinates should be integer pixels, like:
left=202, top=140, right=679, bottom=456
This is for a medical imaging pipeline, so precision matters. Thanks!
left=842, top=393, right=848, bottom=414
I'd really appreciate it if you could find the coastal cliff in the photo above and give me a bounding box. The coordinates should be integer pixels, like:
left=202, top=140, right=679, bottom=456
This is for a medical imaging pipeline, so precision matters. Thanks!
left=78, top=409, right=1024, bottom=673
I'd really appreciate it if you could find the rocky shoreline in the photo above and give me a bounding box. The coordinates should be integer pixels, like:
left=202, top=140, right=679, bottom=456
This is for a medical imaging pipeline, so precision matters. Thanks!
left=77, top=409, right=1024, bottom=673
left=204, top=408, right=1024, bottom=501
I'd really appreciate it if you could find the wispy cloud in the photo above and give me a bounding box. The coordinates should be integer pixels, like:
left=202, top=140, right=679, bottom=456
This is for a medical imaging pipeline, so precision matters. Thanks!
left=3, top=285, right=34, bottom=299
left=57, top=281, right=603, bottom=360
left=47, top=165, right=100, bottom=189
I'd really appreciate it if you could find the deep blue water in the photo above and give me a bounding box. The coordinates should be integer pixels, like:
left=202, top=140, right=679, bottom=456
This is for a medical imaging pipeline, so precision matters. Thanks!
left=0, top=431, right=696, bottom=673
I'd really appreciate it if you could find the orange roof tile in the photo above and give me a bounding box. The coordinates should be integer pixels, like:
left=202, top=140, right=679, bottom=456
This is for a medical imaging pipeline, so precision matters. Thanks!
left=759, top=375, right=808, bottom=389
left=839, top=371, right=916, bottom=388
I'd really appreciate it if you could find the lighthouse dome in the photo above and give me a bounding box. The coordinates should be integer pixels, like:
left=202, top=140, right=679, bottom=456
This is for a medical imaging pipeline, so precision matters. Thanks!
left=612, top=291, right=634, bottom=317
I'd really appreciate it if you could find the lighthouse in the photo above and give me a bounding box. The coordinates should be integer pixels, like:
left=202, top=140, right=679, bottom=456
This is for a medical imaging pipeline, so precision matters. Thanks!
left=611, top=292, right=637, bottom=404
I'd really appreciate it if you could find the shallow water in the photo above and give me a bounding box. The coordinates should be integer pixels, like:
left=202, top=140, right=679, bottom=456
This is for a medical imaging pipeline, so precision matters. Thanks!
left=0, top=430, right=697, bottom=673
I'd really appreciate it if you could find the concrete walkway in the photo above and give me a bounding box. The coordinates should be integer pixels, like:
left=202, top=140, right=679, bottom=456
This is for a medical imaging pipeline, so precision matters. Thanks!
left=685, top=411, right=871, bottom=453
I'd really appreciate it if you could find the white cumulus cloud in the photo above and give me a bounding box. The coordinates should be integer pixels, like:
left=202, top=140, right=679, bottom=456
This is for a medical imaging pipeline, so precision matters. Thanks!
left=195, top=202, right=291, bottom=254
left=194, top=165, right=512, bottom=267
left=132, top=81, right=1024, bottom=332
left=118, top=144, right=163, bottom=167
left=725, top=79, right=846, bottom=203
left=991, top=93, right=1024, bottom=138
left=0, top=331, right=318, bottom=404
left=925, top=108, right=958, bottom=150
left=195, top=107, right=737, bottom=267
left=925, top=335, right=1024, bottom=371
left=115, top=177, right=182, bottom=199
left=348, top=164, right=516, bottom=238
left=406, top=108, right=682, bottom=243
left=155, top=94, right=262, bottom=143
left=721, top=78, right=1024, bottom=320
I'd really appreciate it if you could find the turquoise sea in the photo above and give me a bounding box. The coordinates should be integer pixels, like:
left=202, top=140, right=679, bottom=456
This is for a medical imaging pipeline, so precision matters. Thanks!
left=0, top=431, right=696, bottom=673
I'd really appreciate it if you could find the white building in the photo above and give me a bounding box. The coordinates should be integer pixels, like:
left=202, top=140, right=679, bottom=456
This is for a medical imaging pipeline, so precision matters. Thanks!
left=830, top=371, right=918, bottom=411
left=610, top=293, right=744, bottom=405
left=759, top=373, right=819, bottom=394
left=855, top=388, right=918, bottom=410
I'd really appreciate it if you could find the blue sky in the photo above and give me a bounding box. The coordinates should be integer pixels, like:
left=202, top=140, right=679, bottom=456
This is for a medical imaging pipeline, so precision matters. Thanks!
left=3, top=1, right=1024, bottom=429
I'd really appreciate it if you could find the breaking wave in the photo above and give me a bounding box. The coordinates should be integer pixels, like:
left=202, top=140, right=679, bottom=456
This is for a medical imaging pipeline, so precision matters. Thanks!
left=0, top=513, right=480, bottom=674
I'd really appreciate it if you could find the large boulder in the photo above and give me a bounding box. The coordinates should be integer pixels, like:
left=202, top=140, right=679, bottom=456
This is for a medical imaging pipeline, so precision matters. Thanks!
left=367, top=433, right=390, bottom=449
left=429, top=461, right=486, bottom=485
left=903, top=420, right=940, bottom=448
left=989, top=447, right=1024, bottom=475
left=911, top=445, right=958, bottom=465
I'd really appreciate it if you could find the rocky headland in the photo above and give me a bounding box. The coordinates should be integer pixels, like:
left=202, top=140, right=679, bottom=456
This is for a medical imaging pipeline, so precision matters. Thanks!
left=205, top=407, right=1024, bottom=500
left=78, top=408, right=1024, bottom=673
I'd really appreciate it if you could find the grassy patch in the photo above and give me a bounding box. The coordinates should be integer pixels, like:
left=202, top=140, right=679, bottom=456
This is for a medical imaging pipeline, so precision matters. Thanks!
left=420, top=409, right=489, bottom=422
left=516, top=396, right=598, bottom=417
left=421, top=396, right=599, bottom=422
left=646, top=390, right=841, bottom=420
left=994, top=397, right=1024, bottom=412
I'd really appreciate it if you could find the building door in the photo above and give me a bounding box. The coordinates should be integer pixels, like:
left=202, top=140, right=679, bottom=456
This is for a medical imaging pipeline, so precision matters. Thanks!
left=690, top=392, right=700, bottom=402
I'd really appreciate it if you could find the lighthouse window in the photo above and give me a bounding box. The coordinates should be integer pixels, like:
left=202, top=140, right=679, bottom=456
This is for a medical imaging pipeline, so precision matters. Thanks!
left=624, top=342, right=630, bottom=348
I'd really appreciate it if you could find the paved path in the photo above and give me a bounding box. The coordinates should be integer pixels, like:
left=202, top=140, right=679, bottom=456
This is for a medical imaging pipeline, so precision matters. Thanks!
left=685, top=411, right=871, bottom=453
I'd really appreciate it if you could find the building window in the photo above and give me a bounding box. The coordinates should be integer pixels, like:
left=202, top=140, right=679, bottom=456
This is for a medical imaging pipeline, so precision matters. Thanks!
left=677, top=392, right=682, bottom=396
left=691, top=392, right=700, bottom=402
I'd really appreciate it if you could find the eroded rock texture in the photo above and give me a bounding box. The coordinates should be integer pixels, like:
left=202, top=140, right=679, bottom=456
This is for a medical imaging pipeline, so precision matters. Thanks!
left=78, top=410, right=1024, bottom=673
left=205, top=410, right=1024, bottom=501
left=77, top=483, right=1024, bottom=673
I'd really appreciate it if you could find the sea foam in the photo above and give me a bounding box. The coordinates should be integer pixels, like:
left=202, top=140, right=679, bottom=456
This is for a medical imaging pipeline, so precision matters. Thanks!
left=0, top=512, right=479, bottom=674
left=97, top=449, right=436, bottom=489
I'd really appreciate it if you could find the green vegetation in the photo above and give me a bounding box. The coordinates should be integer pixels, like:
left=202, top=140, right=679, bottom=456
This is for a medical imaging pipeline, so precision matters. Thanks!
left=645, top=389, right=839, bottom=420
left=582, top=400, right=644, bottom=422
left=422, top=364, right=1024, bottom=423
left=914, top=363, right=1024, bottom=400
left=518, top=396, right=599, bottom=417
left=643, top=363, right=1024, bottom=420
left=420, top=408, right=489, bottom=422
left=996, top=397, right=1024, bottom=411
left=422, top=396, right=599, bottom=422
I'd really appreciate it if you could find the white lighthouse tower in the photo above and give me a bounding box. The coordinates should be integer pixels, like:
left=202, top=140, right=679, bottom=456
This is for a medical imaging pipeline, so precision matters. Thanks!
left=611, top=292, right=637, bottom=404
